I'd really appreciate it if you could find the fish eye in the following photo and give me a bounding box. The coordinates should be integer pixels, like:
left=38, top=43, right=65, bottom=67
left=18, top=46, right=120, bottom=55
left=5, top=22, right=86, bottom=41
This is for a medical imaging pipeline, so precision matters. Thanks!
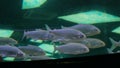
left=100, top=42, right=105, bottom=45
left=17, top=53, right=24, bottom=57
left=94, top=29, right=98, bottom=32
left=81, top=48, right=86, bottom=51
left=78, top=35, right=84, bottom=38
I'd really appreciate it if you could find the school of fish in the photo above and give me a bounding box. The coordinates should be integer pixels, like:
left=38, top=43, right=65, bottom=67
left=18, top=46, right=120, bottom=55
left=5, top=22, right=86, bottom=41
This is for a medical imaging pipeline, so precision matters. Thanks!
left=0, top=23, right=109, bottom=61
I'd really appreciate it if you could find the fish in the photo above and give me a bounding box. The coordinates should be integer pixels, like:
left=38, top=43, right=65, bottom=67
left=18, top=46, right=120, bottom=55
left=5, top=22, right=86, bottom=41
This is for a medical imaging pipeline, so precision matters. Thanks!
left=0, top=45, right=26, bottom=58
left=81, top=38, right=105, bottom=48
left=0, top=37, right=18, bottom=45
left=49, top=28, right=86, bottom=42
left=53, top=38, right=105, bottom=49
left=108, top=37, right=120, bottom=51
left=53, top=43, right=89, bottom=55
left=22, top=29, right=54, bottom=41
left=45, top=24, right=86, bottom=41
left=18, top=45, right=46, bottom=56
left=61, top=24, right=101, bottom=36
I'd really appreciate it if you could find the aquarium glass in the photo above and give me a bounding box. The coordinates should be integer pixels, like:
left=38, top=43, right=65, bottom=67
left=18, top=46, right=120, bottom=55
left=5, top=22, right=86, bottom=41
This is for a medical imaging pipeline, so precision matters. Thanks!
left=0, top=0, right=120, bottom=62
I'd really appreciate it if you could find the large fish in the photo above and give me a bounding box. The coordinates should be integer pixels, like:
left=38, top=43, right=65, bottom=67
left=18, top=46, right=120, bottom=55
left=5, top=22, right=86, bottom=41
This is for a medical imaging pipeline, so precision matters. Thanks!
left=18, top=45, right=46, bottom=56
left=45, top=24, right=86, bottom=42
left=49, top=28, right=86, bottom=42
left=61, top=24, right=101, bottom=36
left=0, top=45, right=26, bottom=58
left=0, top=37, right=18, bottom=45
left=53, top=43, right=89, bottom=55
left=23, top=29, right=54, bottom=41
left=81, top=38, right=105, bottom=49
left=53, top=38, right=105, bottom=49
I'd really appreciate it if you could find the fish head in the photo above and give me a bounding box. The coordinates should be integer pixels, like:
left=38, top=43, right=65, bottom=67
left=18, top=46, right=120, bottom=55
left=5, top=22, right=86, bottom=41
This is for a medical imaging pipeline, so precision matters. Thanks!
left=90, top=39, right=105, bottom=48
left=97, top=40, right=106, bottom=47
left=86, top=26, right=101, bottom=36
left=72, top=32, right=86, bottom=40
left=79, top=47, right=89, bottom=54
left=16, top=51, right=26, bottom=58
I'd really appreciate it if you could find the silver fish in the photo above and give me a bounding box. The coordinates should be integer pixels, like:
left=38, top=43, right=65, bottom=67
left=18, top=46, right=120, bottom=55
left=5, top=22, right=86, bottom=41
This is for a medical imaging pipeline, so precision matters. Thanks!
left=0, top=45, right=26, bottom=58
left=18, top=45, right=46, bottom=56
left=53, top=43, right=89, bottom=55
left=53, top=38, right=105, bottom=49
left=61, top=24, right=101, bottom=36
left=0, top=37, right=18, bottom=45
left=81, top=38, right=105, bottom=48
left=49, top=28, right=86, bottom=42
left=23, top=29, right=54, bottom=41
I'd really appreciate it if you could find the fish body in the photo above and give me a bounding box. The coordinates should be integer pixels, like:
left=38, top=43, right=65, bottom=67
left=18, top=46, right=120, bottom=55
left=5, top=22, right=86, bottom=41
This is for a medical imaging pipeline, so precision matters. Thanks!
left=23, top=29, right=54, bottom=41
left=49, top=28, right=86, bottom=41
left=0, top=37, right=18, bottom=45
left=53, top=38, right=105, bottom=49
left=0, top=45, right=25, bottom=58
left=82, top=38, right=105, bottom=48
left=62, top=24, right=101, bottom=36
left=18, top=45, right=46, bottom=56
left=54, top=43, right=89, bottom=55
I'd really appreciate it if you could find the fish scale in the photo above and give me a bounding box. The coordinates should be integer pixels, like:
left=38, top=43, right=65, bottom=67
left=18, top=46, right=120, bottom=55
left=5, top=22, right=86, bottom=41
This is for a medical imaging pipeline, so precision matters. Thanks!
left=18, top=45, right=46, bottom=56
left=62, top=24, right=101, bottom=36
left=0, top=45, right=25, bottom=58
left=23, top=29, right=54, bottom=41
left=49, top=28, right=86, bottom=42
left=53, top=43, right=89, bottom=55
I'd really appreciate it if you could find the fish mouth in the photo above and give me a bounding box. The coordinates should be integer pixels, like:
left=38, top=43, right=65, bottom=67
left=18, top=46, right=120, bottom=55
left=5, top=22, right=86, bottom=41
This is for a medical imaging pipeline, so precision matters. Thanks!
left=97, top=29, right=101, bottom=34
left=102, top=42, right=106, bottom=47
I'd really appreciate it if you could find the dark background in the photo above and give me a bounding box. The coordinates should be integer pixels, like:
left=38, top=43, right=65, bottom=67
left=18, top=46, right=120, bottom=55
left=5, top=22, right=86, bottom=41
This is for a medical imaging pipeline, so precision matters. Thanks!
left=0, top=0, right=120, bottom=29
left=0, top=0, right=120, bottom=59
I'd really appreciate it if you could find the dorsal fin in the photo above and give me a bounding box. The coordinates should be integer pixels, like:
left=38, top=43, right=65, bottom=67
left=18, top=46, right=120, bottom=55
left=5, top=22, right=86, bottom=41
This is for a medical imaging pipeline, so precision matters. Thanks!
left=44, top=24, right=52, bottom=31
left=21, top=30, right=27, bottom=41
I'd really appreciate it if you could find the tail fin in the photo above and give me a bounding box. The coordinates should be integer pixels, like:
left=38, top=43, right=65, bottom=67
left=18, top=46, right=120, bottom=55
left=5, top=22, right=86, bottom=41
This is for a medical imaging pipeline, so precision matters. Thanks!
left=107, top=48, right=114, bottom=54
left=109, top=37, right=119, bottom=51
left=45, top=24, right=52, bottom=31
